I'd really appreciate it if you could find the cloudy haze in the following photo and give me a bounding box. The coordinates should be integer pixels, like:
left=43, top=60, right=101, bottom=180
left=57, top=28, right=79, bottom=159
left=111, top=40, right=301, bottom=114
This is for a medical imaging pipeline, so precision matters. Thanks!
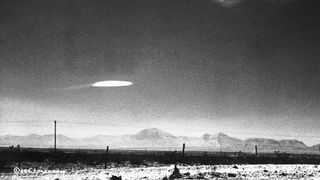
left=1, top=0, right=320, bottom=145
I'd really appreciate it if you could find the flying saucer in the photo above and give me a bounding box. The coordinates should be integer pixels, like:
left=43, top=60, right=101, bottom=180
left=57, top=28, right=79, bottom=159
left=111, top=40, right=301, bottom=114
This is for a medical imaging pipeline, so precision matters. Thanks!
left=91, top=80, right=133, bottom=87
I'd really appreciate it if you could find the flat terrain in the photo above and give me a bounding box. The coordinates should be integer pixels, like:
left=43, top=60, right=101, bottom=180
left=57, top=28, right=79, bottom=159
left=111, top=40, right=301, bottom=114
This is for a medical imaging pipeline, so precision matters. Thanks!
left=2, top=164, right=320, bottom=179
left=2, top=147, right=320, bottom=179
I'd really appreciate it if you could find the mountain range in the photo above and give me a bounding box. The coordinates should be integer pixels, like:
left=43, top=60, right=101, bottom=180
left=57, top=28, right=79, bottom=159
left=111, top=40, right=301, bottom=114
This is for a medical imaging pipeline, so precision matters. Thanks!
left=0, top=128, right=319, bottom=153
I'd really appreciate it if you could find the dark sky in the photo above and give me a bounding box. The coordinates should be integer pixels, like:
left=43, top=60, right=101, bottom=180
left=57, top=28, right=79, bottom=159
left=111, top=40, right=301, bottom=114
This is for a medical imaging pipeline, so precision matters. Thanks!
left=1, top=0, right=320, bottom=145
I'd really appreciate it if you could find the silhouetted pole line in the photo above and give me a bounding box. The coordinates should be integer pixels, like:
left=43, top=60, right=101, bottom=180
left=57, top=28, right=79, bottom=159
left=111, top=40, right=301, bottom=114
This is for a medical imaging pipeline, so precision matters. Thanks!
left=105, top=146, right=109, bottom=169
left=54, top=120, right=56, bottom=151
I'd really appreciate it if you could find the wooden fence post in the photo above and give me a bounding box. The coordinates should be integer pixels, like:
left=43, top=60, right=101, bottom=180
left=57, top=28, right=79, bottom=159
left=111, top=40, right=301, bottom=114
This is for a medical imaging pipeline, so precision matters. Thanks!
left=17, top=144, right=21, bottom=169
left=182, top=143, right=185, bottom=163
left=255, top=145, right=258, bottom=157
left=105, top=146, right=109, bottom=169
left=255, top=145, right=258, bottom=163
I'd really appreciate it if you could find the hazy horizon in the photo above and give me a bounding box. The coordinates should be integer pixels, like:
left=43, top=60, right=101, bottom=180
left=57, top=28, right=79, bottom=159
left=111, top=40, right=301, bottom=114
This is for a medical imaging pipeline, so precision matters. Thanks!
left=1, top=126, right=319, bottom=146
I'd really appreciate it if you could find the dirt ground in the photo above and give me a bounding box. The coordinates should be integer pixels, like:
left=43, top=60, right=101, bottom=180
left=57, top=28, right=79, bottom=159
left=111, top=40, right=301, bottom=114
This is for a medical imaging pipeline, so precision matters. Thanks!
left=1, top=164, right=320, bottom=180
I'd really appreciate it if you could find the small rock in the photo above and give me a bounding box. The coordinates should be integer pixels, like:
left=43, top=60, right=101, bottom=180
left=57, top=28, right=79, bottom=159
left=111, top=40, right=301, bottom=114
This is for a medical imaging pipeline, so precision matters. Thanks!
left=280, top=172, right=287, bottom=176
left=169, top=165, right=182, bottom=180
left=210, top=172, right=222, bottom=177
left=213, top=166, right=217, bottom=171
left=162, top=177, right=168, bottom=180
left=228, top=173, right=237, bottom=177
left=183, top=172, right=190, bottom=176
left=110, top=175, right=122, bottom=180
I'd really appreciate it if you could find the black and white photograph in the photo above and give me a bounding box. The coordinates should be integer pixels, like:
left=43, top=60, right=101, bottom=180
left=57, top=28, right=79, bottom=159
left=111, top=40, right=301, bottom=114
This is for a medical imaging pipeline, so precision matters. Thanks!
left=1, top=0, right=320, bottom=179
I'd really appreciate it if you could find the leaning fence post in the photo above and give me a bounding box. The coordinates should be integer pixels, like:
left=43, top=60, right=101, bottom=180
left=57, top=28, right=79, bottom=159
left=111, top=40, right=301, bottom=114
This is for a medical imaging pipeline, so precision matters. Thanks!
left=105, top=146, right=109, bottom=169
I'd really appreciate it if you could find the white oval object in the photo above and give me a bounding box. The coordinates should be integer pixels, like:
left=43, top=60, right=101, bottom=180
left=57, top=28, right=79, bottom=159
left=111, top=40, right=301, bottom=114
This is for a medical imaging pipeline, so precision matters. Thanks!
left=92, top=80, right=133, bottom=87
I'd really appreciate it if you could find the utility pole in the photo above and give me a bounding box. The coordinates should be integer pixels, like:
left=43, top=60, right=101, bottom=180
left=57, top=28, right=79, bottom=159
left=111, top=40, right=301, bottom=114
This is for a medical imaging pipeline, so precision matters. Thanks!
left=54, top=120, right=57, bottom=151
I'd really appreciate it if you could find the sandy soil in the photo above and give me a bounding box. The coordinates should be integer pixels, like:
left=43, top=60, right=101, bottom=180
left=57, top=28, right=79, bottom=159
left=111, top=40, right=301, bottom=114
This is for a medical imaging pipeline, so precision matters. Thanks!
left=1, top=164, right=320, bottom=180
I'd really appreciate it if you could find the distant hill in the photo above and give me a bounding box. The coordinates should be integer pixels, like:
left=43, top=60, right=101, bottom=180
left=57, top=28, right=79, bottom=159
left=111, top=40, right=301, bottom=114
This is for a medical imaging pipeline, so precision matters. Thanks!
left=0, top=128, right=318, bottom=153
left=216, top=133, right=244, bottom=150
left=279, top=139, right=307, bottom=149
left=131, top=128, right=176, bottom=140
left=311, top=144, right=320, bottom=150
left=201, top=133, right=243, bottom=150
left=244, top=138, right=281, bottom=148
